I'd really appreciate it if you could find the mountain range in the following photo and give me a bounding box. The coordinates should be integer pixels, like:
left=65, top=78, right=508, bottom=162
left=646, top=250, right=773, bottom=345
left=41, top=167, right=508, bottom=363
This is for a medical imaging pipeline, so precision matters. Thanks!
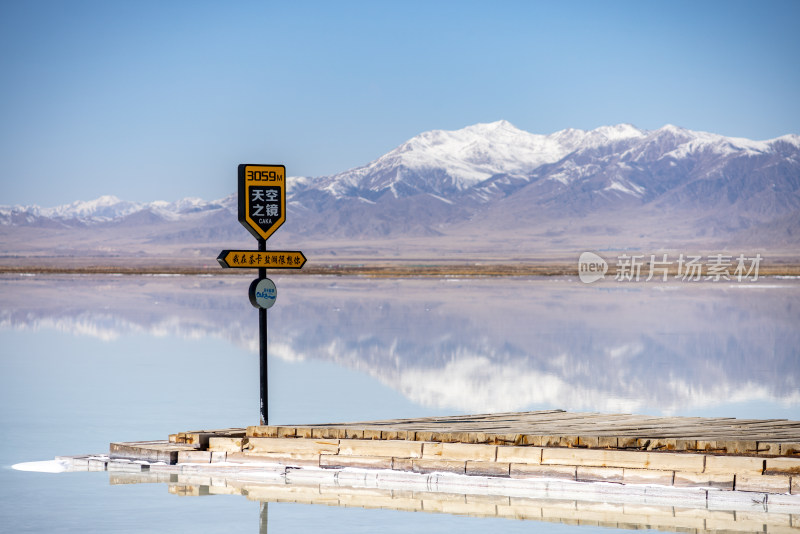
left=2, top=120, right=799, bottom=262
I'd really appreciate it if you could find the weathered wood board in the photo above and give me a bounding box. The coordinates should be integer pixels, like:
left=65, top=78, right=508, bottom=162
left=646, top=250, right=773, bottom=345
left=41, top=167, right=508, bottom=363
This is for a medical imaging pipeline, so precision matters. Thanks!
left=244, top=410, right=800, bottom=456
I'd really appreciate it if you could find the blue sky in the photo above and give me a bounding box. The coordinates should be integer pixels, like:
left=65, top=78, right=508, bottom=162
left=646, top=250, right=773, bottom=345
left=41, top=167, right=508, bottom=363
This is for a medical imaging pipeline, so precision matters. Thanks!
left=1, top=0, right=798, bottom=207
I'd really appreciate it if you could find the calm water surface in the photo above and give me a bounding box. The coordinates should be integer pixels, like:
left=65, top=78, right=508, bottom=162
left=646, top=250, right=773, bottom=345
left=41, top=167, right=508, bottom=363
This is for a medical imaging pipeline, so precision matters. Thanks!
left=1, top=274, right=798, bottom=532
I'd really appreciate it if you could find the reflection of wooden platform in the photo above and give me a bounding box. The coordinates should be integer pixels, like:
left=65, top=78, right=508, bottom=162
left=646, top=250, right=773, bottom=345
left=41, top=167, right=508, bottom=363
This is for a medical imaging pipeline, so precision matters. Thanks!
left=102, top=469, right=800, bottom=534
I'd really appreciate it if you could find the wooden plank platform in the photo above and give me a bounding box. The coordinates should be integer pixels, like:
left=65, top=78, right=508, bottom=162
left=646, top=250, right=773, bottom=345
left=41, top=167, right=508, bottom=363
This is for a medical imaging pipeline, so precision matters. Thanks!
left=109, top=441, right=197, bottom=465
left=107, top=410, right=800, bottom=500
left=246, top=410, right=800, bottom=456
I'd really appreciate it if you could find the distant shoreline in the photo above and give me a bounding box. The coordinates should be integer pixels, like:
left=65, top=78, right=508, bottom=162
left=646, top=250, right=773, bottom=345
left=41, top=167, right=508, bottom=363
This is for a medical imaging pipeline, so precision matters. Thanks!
left=0, top=263, right=576, bottom=277
left=2, top=261, right=800, bottom=278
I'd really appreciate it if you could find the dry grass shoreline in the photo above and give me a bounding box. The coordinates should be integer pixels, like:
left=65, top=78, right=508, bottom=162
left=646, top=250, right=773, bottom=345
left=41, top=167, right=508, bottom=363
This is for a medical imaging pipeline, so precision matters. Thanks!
left=2, top=261, right=800, bottom=278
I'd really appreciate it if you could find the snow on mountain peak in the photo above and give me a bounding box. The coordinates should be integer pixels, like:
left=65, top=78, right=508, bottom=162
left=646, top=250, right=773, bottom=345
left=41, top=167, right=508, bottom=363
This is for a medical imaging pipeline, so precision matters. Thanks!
left=461, top=119, right=521, bottom=134
left=590, top=123, right=644, bottom=141
left=769, top=133, right=800, bottom=149
left=305, top=121, right=800, bottom=202
left=659, top=124, right=686, bottom=134
left=4, top=121, right=797, bottom=228
left=565, top=124, right=646, bottom=149
left=0, top=193, right=239, bottom=226
left=317, top=120, right=646, bottom=198
left=94, top=195, right=121, bottom=205
left=645, top=124, right=775, bottom=160
left=42, top=195, right=139, bottom=220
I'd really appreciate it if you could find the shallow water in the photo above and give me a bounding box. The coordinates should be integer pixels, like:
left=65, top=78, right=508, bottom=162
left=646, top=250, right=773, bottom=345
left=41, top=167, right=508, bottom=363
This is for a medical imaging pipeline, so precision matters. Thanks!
left=1, top=274, right=798, bottom=532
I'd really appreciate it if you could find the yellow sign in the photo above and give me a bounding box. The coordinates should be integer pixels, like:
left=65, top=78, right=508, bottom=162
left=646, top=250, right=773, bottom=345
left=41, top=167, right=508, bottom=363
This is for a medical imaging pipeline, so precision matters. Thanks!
left=238, top=164, right=286, bottom=241
left=217, top=250, right=306, bottom=269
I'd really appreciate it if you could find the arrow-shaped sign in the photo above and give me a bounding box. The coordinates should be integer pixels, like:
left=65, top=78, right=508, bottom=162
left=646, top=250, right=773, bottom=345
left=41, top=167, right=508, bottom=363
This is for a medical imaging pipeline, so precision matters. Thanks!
left=217, top=250, right=307, bottom=269
left=238, top=164, right=286, bottom=241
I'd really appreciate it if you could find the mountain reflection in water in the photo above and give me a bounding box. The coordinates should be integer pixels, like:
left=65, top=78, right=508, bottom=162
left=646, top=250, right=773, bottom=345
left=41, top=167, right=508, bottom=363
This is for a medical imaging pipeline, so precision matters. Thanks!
left=1, top=274, right=798, bottom=417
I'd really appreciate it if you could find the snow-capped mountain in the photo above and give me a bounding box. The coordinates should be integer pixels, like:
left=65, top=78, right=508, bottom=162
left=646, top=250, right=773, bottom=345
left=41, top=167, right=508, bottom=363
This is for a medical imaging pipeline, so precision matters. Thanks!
left=0, top=194, right=235, bottom=226
left=2, top=120, right=799, bottom=258
left=286, top=121, right=800, bottom=243
left=295, top=120, right=646, bottom=200
left=472, top=123, right=800, bottom=214
left=290, top=120, right=798, bottom=204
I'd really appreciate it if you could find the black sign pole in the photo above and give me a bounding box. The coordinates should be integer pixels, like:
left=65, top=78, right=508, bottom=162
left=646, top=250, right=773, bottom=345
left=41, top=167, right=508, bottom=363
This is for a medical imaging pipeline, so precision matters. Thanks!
left=258, top=238, right=268, bottom=425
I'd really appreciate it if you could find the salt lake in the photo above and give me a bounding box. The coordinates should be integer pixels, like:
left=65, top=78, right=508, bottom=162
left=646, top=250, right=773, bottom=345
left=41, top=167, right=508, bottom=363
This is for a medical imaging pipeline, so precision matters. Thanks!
left=1, top=273, right=798, bottom=532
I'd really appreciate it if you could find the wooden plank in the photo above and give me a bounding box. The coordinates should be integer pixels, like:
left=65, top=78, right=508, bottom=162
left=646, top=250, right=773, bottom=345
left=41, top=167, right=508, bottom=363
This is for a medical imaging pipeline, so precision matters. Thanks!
left=338, top=439, right=423, bottom=459
left=622, top=468, right=674, bottom=485
left=705, top=456, right=765, bottom=475
left=466, top=460, right=510, bottom=477
left=110, top=441, right=195, bottom=465
left=174, top=410, right=800, bottom=460
left=178, top=450, right=211, bottom=463
left=319, top=455, right=393, bottom=470
left=496, top=446, right=543, bottom=464
left=576, top=466, right=624, bottom=483
left=542, top=448, right=705, bottom=472
left=208, top=437, right=243, bottom=453
left=245, top=437, right=339, bottom=456
left=227, top=451, right=319, bottom=467
left=510, top=463, right=576, bottom=480
left=736, top=473, right=791, bottom=493
left=174, top=429, right=246, bottom=447
left=411, top=459, right=465, bottom=475
left=765, top=457, right=800, bottom=474
left=673, top=471, right=734, bottom=490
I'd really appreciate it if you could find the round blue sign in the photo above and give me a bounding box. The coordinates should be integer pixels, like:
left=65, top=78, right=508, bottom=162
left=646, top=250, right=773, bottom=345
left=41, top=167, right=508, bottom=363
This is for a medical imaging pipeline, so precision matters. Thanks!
left=248, top=278, right=277, bottom=309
